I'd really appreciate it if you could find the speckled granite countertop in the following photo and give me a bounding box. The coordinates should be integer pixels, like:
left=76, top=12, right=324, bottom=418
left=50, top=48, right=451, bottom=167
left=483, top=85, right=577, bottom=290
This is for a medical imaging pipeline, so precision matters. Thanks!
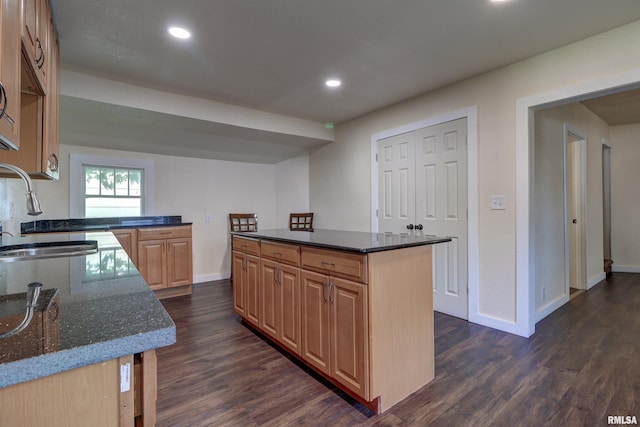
left=0, top=232, right=176, bottom=388
left=231, top=228, right=451, bottom=253
left=21, top=215, right=191, bottom=234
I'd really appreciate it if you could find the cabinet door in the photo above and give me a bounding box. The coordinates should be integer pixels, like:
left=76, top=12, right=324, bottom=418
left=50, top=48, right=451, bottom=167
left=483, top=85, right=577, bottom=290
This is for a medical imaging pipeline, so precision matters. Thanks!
left=166, top=238, right=192, bottom=287
left=42, top=15, right=59, bottom=179
left=280, top=264, right=301, bottom=356
left=330, top=277, right=369, bottom=399
left=137, top=240, right=166, bottom=290
left=301, top=270, right=331, bottom=376
left=245, top=255, right=260, bottom=326
left=113, top=229, right=138, bottom=265
left=0, top=0, right=21, bottom=148
left=232, top=251, right=246, bottom=316
left=260, top=259, right=279, bottom=340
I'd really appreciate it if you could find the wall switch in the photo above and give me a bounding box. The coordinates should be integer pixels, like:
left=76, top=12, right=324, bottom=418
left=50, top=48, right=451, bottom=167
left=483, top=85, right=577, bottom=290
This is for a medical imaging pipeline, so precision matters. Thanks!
left=490, top=195, right=506, bottom=210
left=204, top=213, right=212, bottom=223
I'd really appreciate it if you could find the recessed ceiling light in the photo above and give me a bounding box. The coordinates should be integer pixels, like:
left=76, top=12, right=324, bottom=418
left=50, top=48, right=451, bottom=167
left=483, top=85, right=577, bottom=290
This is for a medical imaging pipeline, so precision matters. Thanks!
left=325, top=79, right=342, bottom=88
left=490, top=0, right=510, bottom=2
left=168, top=26, right=191, bottom=39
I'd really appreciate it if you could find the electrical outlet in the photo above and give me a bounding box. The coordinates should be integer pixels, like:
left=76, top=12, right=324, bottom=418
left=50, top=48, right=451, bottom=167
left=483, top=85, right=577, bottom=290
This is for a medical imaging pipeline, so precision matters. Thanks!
left=490, top=195, right=506, bottom=210
left=204, top=213, right=212, bottom=223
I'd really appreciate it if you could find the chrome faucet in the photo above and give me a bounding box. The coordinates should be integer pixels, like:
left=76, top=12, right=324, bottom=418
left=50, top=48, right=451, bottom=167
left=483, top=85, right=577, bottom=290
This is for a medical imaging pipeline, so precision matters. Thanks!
left=0, top=163, right=42, bottom=215
left=0, top=282, right=42, bottom=339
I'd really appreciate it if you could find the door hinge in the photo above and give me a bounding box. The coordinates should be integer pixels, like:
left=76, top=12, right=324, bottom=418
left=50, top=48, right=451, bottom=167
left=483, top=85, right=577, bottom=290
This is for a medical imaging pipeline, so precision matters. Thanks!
left=376, top=209, right=378, bottom=218
left=376, top=153, right=378, bottom=162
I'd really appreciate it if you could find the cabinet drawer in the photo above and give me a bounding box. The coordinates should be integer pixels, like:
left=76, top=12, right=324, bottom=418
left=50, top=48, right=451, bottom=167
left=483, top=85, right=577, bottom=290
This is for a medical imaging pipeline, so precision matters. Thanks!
left=138, top=226, right=192, bottom=240
left=301, top=247, right=367, bottom=284
left=232, top=236, right=260, bottom=256
left=261, top=241, right=300, bottom=266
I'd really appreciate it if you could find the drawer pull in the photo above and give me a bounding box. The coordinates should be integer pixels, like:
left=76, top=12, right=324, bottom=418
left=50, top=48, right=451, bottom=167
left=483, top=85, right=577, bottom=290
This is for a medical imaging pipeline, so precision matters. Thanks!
left=273, top=252, right=282, bottom=257
left=328, top=281, right=335, bottom=304
left=320, top=261, right=335, bottom=268
left=160, top=231, right=172, bottom=235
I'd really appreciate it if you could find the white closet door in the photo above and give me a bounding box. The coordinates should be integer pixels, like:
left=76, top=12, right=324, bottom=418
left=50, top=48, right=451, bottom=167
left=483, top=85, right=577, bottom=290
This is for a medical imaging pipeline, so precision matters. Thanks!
left=377, top=118, right=468, bottom=320
left=415, top=118, right=468, bottom=319
left=377, top=131, right=416, bottom=234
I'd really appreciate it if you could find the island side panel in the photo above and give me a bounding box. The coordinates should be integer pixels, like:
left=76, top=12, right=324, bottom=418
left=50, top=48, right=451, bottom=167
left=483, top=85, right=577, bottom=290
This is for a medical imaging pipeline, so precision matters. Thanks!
left=367, top=244, right=434, bottom=412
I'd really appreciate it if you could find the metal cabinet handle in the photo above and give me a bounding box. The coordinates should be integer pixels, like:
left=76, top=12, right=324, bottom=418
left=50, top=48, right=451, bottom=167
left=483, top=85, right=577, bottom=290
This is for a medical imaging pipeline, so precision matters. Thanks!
left=328, top=281, right=334, bottom=304
left=48, top=153, right=59, bottom=172
left=35, top=38, right=45, bottom=69
left=322, top=278, right=328, bottom=302
left=242, top=254, right=247, bottom=270
left=0, top=83, right=7, bottom=120
left=320, top=261, right=335, bottom=268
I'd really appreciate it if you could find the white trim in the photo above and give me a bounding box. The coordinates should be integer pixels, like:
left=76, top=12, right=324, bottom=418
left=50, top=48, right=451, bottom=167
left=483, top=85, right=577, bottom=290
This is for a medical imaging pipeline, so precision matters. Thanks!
left=535, top=294, right=569, bottom=323
left=588, top=272, right=606, bottom=289
left=612, top=265, right=640, bottom=273
left=517, top=68, right=640, bottom=337
left=69, top=153, right=155, bottom=218
left=194, top=273, right=227, bottom=283
left=369, top=106, right=480, bottom=326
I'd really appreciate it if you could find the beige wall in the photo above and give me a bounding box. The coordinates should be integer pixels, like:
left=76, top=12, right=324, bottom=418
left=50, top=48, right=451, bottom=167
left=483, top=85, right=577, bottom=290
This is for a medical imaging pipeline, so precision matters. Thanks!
left=610, top=124, right=640, bottom=271
left=310, top=20, right=640, bottom=332
left=533, top=103, right=609, bottom=319
left=2, top=144, right=308, bottom=282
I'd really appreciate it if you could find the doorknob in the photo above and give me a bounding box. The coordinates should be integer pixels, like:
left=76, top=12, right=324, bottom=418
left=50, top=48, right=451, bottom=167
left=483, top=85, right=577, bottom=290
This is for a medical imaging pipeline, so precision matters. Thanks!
left=572, top=219, right=577, bottom=224
left=406, top=224, right=414, bottom=230
left=415, top=224, right=423, bottom=230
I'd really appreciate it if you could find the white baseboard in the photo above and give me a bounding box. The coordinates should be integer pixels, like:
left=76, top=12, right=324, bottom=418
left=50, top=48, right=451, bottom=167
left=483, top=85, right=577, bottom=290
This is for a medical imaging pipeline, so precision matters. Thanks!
left=193, top=273, right=229, bottom=284
left=468, top=313, right=532, bottom=338
left=587, top=272, right=606, bottom=289
left=535, top=295, right=569, bottom=323
left=612, top=265, right=640, bottom=273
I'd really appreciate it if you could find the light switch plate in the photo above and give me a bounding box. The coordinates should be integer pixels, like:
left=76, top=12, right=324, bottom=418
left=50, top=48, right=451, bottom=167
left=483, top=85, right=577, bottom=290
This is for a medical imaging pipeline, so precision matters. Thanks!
left=490, top=195, right=506, bottom=210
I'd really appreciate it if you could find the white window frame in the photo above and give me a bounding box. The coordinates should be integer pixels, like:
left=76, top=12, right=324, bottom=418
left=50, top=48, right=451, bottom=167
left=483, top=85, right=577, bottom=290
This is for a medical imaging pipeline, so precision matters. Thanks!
left=70, top=153, right=155, bottom=218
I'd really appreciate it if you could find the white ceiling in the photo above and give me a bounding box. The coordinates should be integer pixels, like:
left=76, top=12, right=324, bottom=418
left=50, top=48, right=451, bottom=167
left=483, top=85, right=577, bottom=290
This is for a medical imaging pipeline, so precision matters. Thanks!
left=50, top=0, right=640, bottom=163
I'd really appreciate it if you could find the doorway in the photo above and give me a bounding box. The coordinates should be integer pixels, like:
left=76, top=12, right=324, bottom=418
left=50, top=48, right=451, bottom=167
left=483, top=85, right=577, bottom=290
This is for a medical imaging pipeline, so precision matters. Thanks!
left=602, top=142, right=612, bottom=277
left=565, top=127, right=587, bottom=291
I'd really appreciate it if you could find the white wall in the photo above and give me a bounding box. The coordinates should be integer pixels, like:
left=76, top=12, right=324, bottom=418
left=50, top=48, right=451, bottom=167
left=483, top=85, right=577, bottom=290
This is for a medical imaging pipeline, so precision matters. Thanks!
left=14, top=143, right=309, bottom=282
left=310, top=20, right=640, bottom=334
left=533, top=103, right=609, bottom=320
left=610, top=124, right=640, bottom=272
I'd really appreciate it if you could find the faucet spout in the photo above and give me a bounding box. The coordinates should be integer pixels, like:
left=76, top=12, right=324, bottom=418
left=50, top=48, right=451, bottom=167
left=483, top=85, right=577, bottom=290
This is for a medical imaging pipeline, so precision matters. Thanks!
left=0, top=163, right=42, bottom=216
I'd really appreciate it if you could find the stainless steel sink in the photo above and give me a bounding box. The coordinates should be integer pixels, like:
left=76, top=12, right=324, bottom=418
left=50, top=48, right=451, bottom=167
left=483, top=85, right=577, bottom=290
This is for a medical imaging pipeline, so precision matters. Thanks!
left=0, top=241, right=98, bottom=262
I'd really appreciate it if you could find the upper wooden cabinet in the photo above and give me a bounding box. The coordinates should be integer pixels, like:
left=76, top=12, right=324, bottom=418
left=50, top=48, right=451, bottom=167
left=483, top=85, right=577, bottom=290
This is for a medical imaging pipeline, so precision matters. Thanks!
left=22, top=0, right=49, bottom=93
left=0, top=0, right=59, bottom=179
left=0, top=0, right=22, bottom=149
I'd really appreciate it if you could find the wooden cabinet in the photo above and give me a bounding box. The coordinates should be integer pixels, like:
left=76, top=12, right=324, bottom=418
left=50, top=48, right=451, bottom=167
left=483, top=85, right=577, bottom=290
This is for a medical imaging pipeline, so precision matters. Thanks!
left=0, top=350, right=157, bottom=427
left=0, top=0, right=22, bottom=149
left=232, top=236, right=260, bottom=325
left=260, top=258, right=301, bottom=355
left=301, top=270, right=368, bottom=398
left=21, top=0, right=49, bottom=93
left=0, top=0, right=59, bottom=178
left=113, top=228, right=138, bottom=265
left=231, top=234, right=436, bottom=414
left=137, top=226, right=193, bottom=294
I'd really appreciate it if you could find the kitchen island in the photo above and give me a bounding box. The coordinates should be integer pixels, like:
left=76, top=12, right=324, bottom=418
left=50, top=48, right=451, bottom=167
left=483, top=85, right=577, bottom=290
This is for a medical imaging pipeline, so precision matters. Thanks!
left=230, top=229, right=450, bottom=414
left=0, top=232, right=176, bottom=426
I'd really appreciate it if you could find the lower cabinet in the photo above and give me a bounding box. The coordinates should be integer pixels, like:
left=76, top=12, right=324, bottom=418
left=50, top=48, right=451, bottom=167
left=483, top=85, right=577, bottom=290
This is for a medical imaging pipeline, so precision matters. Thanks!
left=113, top=225, right=193, bottom=298
left=260, top=259, right=301, bottom=355
left=301, top=270, right=368, bottom=398
left=232, top=249, right=260, bottom=325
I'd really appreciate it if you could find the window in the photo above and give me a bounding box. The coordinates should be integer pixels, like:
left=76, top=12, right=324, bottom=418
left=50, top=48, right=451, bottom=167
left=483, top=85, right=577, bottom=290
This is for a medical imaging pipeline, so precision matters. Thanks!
left=70, top=154, right=155, bottom=218
left=83, top=165, right=143, bottom=217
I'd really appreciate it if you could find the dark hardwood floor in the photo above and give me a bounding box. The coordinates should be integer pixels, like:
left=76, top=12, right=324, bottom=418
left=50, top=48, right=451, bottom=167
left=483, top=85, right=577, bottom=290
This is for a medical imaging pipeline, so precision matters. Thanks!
left=156, top=273, right=640, bottom=426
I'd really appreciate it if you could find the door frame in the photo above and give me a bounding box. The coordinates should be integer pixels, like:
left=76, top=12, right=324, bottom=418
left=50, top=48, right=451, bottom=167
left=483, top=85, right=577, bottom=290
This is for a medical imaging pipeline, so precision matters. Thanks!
left=564, top=125, right=588, bottom=292
left=370, top=106, right=479, bottom=324
left=517, top=70, right=640, bottom=337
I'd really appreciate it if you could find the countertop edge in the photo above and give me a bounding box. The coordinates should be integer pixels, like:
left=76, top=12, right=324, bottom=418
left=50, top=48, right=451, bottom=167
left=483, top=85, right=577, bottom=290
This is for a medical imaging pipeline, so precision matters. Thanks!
left=0, top=325, right=176, bottom=389
left=231, top=230, right=452, bottom=253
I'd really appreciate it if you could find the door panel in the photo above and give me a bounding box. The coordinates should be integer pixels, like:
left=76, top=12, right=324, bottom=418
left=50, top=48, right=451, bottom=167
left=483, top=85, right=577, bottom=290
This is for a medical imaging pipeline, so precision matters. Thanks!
left=260, top=259, right=279, bottom=339
left=245, top=255, right=260, bottom=325
left=301, top=271, right=330, bottom=376
left=378, top=118, right=468, bottom=319
left=280, top=264, right=301, bottom=355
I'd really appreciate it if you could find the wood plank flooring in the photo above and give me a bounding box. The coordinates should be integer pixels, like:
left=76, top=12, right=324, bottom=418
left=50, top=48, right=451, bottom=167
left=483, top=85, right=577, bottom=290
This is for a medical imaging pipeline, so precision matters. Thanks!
left=156, top=273, right=640, bottom=426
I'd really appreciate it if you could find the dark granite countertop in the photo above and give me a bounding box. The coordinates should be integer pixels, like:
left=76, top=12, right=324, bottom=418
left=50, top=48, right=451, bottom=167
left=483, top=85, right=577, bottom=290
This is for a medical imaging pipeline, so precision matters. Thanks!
left=230, top=228, right=451, bottom=253
left=21, top=216, right=192, bottom=234
left=0, top=232, right=176, bottom=388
